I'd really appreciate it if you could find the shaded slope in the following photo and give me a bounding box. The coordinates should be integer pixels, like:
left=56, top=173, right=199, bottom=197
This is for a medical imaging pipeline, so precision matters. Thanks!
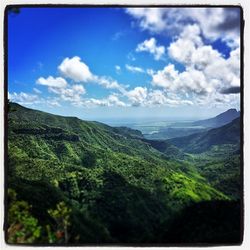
left=162, top=200, right=241, bottom=244
left=168, top=117, right=240, bottom=153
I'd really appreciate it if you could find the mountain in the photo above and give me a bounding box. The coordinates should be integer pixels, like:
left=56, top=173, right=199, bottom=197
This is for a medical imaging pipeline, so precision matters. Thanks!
left=168, top=117, right=240, bottom=154
left=6, top=103, right=241, bottom=244
left=144, top=127, right=207, bottom=140
left=140, top=138, right=186, bottom=160
left=167, top=117, right=241, bottom=201
left=192, top=109, right=240, bottom=128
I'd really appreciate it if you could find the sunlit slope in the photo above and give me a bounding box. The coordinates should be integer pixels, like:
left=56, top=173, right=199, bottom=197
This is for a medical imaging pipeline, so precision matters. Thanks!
left=8, top=102, right=231, bottom=243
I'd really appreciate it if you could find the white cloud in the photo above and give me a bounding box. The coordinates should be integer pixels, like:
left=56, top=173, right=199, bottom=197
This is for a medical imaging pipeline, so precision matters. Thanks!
left=188, top=8, right=240, bottom=48
left=151, top=58, right=240, bottom=104
left=48, top=84, right=86, bottom=104
left=93, top=76, right=127, bottom=94
left=136, top=38, right=165, bottom=60
left=46, top=99, right=61, bottom=107
left=126, top=87, right=148, bottom=106
left=168, top=24, right=202, bottom=65
left=150, top=64, right=179, bottom=89
left=123, top=88, right=193, bottom=107
left=150, top=24, right=240, bottom=103
left=126, top=8, right=240, bottom=106
left=126, top=8, right=170, bottom=33
left=33, top=88, right=42, bottom=94
left=176, top=68, right=209, bottom=95
left=151, top=64, right=209, bottom=95
left=36, top=76, right=68, bottom=88
left=126, top=7, right=240, bottom=48
left=107, top=94, right=126, bottom=107
left=58, top=56, right=93, bottom=82
left=115, top=65, right=121, bottom=74
left=9, top=91, right=63, bottom=107
left=35, top=56, right=130, bottom=107
left=151, top=48, right=240, bottom=106
left=57, top=56, right=126, bottom=93
left=85, top=94, right=126, bottom=107
left=72, top=84, right=85, bottom=94
left=147, top=90, right=168, bottom=105
left=9, top=92, right=41, bottom=105
left=36, top=73, right=86, bottom=105
left=125, top=64, right=144, bottom=73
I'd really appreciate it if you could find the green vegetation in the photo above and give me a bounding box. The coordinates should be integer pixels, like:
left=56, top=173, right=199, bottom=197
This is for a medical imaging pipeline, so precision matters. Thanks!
left=168, top=117, right=240, bottom=153
left=7, top=189, right=41, bottom=244
left=6, top=103, right=242, bottom=244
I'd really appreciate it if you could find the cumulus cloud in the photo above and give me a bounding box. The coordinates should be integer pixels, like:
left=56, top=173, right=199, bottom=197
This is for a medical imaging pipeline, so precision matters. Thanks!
left=58, top=56, right=93, bottom=82
left=150, top=64, right=178, bottom=89
left=149, top=24, right=240, bottom=103
left=126, top=8, right=173, bottom=33
left=36, top=76, right=68, bottom=88
left=8, top=91, right=61, bottom=107
left=126, top=8, right=240, bottom=107
left=57, top=56, right=126, bottom=93
left=48, top=84, right=86, bottom=104
left=196, top=91, right=240, bottom=108
left=125, top=64, right=144, bottom=73
left=34, top=54, right=132, bottom=108
left=189, top=8, right=241, bottom=48
left=122, top=87, right=192, bottom=107
left=168, top=24, right=203, bottom=65
left=85, top=94, right=126, bottom=107
left=151, top=64, right=209, bottom=95
left=136, top=38, right=165, bottom=60
left=107, top=94, right=126, bottom=107
left=126, top=7, right=240, bottom=48
left=36, top=73, right=86, bottom=105
left=147, top=90, right=168, bottom=105
left=8, top=92, right=41, bottom=105
left=126, top=87, right=148, bottom=106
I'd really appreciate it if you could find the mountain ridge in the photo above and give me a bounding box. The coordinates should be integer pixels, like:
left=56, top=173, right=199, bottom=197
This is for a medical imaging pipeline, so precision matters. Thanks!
left=6, top=102, right=241, bottom=244
left=192, top=108, right=240, bottom=128
left=168, top=117, right=240, bottom=153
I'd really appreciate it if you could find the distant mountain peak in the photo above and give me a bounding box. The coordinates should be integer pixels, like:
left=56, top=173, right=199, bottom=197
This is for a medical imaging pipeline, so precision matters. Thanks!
left=219, top=108, right=238, bottom=115
left=193, top=108, right=240, bottom=128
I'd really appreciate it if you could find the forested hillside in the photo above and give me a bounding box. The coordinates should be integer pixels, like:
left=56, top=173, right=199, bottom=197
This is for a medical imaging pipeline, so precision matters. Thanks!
left=6, top=103, right=242, bottom=245
left=168, top=117, right=240, bottom=153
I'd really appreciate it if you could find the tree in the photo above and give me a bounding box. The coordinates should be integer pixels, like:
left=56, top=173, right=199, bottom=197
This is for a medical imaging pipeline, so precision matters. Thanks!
left=48, top=201, right=72, bottom=243
left=7, top=189, right=41, bottom=244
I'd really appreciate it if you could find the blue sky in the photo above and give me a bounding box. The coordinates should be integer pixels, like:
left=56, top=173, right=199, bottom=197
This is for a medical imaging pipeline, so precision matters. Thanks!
left=8, top=7, right=241, bottom=120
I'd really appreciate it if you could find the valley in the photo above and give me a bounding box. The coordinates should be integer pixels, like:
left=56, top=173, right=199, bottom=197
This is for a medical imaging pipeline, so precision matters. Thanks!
left=6, top=103, right=242, bottom=245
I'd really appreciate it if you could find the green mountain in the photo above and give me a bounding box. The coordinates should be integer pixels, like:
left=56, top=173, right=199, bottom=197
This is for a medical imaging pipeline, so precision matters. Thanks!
left=168, top=117, right=240, bottom=154
left=167, top=118, right=241, bottom=200
left=6, top=103, right=241, bottom=244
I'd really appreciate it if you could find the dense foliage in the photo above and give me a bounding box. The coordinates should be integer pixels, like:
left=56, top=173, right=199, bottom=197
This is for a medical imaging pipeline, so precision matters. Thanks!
left=168, top=118, right=240, bottom=153
left=6, top=103, right=242, bottom=245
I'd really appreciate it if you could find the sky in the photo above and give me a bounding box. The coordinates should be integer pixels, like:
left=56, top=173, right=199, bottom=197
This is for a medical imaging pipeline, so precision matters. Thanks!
left=8, top=7, right=241, bottom=121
